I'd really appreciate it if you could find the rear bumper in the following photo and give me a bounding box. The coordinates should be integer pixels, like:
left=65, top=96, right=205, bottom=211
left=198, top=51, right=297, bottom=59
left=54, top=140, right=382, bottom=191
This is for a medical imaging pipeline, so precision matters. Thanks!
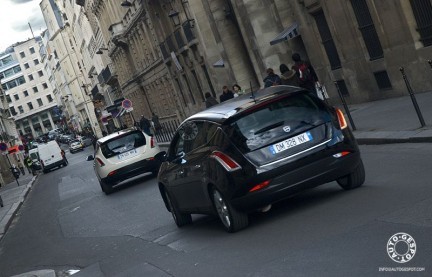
left=43, top=159, right=65, bottom=171
left=101, top=153, right=164, bottom=184
left=231, top=151, right=362, bottom=211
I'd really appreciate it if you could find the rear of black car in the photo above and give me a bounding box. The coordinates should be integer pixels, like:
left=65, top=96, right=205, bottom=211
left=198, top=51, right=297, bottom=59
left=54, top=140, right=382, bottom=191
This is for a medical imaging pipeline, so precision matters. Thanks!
left=222, top=91, right=362, bottom=211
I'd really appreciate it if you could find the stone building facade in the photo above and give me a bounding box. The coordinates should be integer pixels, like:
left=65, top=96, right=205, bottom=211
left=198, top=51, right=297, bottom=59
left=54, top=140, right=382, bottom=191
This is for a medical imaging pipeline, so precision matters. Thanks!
left=69, top=0, right=432, bottom=130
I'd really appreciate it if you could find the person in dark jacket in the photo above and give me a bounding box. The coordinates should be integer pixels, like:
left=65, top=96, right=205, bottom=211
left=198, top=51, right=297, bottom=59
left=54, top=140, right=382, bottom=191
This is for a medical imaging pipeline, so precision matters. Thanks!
left=205, top=92, right=219, bottom=108
left=219, top=86, right=235, bottom=103
left=263, top=68, right=281, bottom=88
left=279, top=64, right=300, bottom=86
left=140, top=115, right=151, bottom=135
left=291, top=53, right=319, bottom=93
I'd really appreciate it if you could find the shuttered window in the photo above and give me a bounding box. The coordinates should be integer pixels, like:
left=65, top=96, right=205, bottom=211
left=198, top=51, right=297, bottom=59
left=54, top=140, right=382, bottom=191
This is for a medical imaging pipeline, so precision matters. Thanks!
left=410, top=0, right=432, bottom=47
left=312, top=10, right=342, bottom=70
left=350, top=0, right=384, bottom=60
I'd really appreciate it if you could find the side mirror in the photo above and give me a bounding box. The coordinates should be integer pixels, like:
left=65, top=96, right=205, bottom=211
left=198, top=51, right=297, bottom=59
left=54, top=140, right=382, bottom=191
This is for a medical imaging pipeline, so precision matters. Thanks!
left=86, top=155, right=94, bottom=161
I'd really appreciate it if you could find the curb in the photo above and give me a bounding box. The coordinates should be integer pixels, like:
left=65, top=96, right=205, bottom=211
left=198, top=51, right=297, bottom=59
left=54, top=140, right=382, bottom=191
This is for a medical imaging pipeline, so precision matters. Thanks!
left=357, top=136, right=432, bottom=145
left=0, top=175, right=38, bottom=242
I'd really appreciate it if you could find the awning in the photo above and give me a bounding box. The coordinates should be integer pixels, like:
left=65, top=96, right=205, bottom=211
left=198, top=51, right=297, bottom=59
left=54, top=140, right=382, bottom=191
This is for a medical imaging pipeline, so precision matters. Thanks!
left=270, top=22, right=299, bottom=46
left=213, top=58, right=224, bottom=68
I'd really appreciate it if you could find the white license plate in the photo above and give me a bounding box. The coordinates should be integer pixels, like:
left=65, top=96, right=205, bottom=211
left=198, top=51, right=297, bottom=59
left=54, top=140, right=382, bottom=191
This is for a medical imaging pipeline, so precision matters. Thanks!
left=269, top=131, right=313, bottom=154
left=117, top=149, right=138, bottom=160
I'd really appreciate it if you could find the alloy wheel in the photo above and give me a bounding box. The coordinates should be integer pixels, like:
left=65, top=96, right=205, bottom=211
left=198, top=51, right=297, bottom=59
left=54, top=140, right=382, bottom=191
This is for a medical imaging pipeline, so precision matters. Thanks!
left=213, top=189, right=231, bottom=229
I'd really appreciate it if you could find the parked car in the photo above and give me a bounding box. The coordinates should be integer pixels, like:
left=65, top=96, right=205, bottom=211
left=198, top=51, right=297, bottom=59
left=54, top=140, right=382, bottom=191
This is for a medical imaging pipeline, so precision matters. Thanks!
left=157, top=86, right=365, bottom=232
left=69, top=139, right=85, bottom=153
left=78, top=136, right=93, bottom=147
left=87, top=127, right=165, bottom=194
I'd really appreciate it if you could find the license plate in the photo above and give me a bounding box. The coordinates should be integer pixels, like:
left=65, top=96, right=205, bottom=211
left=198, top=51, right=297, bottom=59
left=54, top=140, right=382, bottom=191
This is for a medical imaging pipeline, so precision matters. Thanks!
left=117, top=149, right=138, bottom=160
left=269, top=131, right=313, bottom=154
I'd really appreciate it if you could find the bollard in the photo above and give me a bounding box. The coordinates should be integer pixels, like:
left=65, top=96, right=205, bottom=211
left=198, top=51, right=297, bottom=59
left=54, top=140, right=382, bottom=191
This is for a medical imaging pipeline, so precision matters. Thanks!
left=399, top=67, right=426, bottom=127
left=334, top=81, right=356, bottom=131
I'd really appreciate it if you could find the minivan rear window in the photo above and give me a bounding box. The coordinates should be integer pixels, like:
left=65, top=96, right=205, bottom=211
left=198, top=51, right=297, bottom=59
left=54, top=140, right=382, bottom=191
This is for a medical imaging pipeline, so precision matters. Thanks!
left=228, top=93, right=330, bottom=152
left=100, top=131, right=146, bottom=158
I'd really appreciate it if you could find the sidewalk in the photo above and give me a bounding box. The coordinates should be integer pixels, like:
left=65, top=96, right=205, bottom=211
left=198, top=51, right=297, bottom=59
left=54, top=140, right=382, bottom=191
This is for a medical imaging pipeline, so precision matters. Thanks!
left=0, top=173, right=38, bottom=241
left=347, top=91, right=432, bottom=144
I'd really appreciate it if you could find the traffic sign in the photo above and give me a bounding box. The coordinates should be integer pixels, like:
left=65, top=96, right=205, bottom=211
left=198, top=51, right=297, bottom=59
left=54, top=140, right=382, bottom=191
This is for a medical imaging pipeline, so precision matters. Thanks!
left=122, top=99, right=132, bottom=109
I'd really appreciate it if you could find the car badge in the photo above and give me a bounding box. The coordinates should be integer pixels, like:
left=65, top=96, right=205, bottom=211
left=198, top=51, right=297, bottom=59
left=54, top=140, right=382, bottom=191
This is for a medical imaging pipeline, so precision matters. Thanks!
left=283, top=126, right=291, bottom=132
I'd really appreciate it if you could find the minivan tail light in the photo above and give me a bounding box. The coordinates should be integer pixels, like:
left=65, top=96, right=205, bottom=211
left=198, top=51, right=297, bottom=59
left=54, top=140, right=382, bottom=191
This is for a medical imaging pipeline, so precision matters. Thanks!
left=335, top=108, right=348, bottom=129
left=96, top=158, right=105, bottom=167
left=150, top=137, right=155, bottom=148
left=210, top=151, right=242, bottom=172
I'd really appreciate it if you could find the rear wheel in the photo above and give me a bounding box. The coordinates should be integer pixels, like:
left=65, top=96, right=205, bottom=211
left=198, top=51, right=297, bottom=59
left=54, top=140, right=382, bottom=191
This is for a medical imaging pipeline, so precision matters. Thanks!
left=212, top=188, right=248, bottom=233
left=337, top=160, right=365, bottom=190
left=164, top=189, right=192, bottom=227
left=100, top=181, right=113, bottom=195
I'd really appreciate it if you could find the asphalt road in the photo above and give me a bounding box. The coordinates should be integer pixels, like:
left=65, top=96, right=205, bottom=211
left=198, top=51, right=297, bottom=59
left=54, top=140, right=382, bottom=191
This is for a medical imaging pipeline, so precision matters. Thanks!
left=0, top=144, right=431, bottom=277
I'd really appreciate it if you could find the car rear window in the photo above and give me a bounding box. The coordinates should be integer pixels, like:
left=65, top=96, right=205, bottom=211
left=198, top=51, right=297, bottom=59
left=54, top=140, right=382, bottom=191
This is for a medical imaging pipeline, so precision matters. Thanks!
left=100, top=131, right=146, bottom=158
left=228, top=93, right=330, bottom=152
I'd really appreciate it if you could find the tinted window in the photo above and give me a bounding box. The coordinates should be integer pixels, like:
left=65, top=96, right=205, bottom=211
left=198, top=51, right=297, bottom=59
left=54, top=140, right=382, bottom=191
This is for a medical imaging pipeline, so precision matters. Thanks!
left=100, top=131, right=146, bottom=158
left=228, top=93, right=329, bottom=152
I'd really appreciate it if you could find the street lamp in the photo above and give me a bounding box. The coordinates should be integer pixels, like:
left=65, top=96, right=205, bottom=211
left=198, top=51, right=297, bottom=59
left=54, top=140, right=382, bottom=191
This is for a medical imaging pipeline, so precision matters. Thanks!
left=96, top=47, right=108, bottom=55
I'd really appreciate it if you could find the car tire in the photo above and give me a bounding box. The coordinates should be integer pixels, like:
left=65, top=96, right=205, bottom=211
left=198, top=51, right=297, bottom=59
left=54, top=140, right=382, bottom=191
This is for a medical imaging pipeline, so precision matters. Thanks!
left=164, top=189, right=192, bottom=227
left=337, top=159, right=365, bottom=190
left=100, top=181, right=113, bottom=195
left=211, top=188, right=248, bottom=233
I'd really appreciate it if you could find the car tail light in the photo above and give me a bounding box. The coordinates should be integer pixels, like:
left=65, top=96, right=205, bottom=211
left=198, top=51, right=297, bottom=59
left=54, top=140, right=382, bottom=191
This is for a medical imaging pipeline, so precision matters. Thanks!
left=95, top=158, right=105, bottom=167
left=335, top=108, right=348, bottom=129
left=249, top=180, right=271, bottom=192
left=333, top=151, right=351, bottom=158
left=210, top=151, right=242, bottom=172
left=108, top=170, right=117, bottom=176
left=150, top=137, right=155, bottom=148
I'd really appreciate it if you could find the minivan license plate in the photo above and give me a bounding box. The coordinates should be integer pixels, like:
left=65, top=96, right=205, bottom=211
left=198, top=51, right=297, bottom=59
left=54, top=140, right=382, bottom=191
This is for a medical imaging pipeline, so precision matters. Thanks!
left=117, top=149, right=138, bottom=160
left=270, top=131, right=313, bottom=154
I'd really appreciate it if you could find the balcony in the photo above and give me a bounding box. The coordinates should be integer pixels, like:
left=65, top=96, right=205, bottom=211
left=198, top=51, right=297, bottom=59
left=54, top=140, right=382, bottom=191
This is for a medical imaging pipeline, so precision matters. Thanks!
left=97, top=64, right=117, bottom=86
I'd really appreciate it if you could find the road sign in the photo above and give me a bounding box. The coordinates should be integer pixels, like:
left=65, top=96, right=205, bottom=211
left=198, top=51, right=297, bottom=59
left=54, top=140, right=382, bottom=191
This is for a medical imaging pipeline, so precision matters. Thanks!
left=122, top=99, right=132, bottom=109
left=0, top=142, right=7, bottom=152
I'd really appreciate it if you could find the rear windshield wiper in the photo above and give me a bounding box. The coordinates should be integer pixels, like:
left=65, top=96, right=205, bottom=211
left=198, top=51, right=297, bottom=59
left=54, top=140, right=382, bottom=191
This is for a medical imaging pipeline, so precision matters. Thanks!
left=254, top=121, right=284, bottom=135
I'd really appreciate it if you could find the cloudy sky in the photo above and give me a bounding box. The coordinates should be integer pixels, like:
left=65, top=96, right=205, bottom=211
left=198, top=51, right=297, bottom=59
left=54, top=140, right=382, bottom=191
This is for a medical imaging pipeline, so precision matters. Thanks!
left=0, top=0, right=47, bottom=52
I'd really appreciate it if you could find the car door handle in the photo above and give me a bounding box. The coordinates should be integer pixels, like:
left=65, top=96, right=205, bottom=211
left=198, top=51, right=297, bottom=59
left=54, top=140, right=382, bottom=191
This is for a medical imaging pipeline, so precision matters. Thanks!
left=178, top=170, right=184, bottom=175
left=194, top=164, right=201, bottom=168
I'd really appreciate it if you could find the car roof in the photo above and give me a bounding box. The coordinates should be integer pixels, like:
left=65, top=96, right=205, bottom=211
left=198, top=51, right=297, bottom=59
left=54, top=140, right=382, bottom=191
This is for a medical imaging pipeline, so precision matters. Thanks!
left=97, top=127, right=142, bottom=144
left=186, top=86, right=306, bottom=124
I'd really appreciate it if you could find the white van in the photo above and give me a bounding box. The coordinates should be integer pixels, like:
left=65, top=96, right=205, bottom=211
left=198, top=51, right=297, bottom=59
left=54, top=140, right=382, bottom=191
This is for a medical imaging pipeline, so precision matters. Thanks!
left=37, top=141, right=67, bottom=173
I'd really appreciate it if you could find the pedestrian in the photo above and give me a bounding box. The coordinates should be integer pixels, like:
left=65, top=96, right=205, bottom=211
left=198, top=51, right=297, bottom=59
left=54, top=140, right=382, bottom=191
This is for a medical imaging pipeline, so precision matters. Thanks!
left=61, top=149, right=68, bottom=165
left=140, top=115, right=151, bottom=135
left=151, top=112, right=162, bottom=132
left=291, top=53, right=319, bottom=93
left=263, top=68, right=281, bottom=88
left=232, top=84, right=244, bottom=96
left=279, top=64, right=300, bottom=86
left=205, top=92, right=219, bottom=108
left=17, top=160, right=25, bottom=175
left=219, top=86, right=235, bottom=103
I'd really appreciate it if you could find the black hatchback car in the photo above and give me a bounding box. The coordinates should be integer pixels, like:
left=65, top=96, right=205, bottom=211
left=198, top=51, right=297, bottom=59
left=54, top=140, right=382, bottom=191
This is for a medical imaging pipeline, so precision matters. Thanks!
left=158, top=86, right=365, bottom=232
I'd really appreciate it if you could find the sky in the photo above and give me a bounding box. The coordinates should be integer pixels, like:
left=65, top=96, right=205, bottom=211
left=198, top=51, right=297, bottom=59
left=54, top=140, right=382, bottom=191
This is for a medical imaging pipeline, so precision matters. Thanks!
left=0, top=0, right=47, bottom=52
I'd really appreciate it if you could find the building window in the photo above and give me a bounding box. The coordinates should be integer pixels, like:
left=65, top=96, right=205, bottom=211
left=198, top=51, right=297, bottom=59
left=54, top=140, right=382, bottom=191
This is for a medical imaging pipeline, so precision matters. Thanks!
left=23, top=90, right=29, bottom=97
left=30, top=47, right=35, bottom=54
left=47, top=95, right=53, bottom=102
left=28, top=102, right=34, bottom=110
left=312, top=10, right=342, bottom=70
left=28, top=74, right=34, bottom=81
left=37, top=98, right=43, bottom=106
left=336, top=79, right=350, bottom=96
left=350, top=0, right=383, bottom=60
left=410, top=0, right=432, bottom=47
left=14, top=94, right=19, bottom=100
left=6, top=95, right=12, bottom=103
left=38, top=70, right=44, bottom=77
left=10, top=107, right=17, bottom=116
left=18, top=106, right=24, bottom=113
left=374, top=70, right=392, bottom=90
left=20, top=51, right=25, bottom=58
left=33, top=86, right=38, bottom=93
left=34, top=59, right=39, bottom=65
left=42, top=83, right=48, bottom=89
left=24, top=63, right=29, bottom=69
